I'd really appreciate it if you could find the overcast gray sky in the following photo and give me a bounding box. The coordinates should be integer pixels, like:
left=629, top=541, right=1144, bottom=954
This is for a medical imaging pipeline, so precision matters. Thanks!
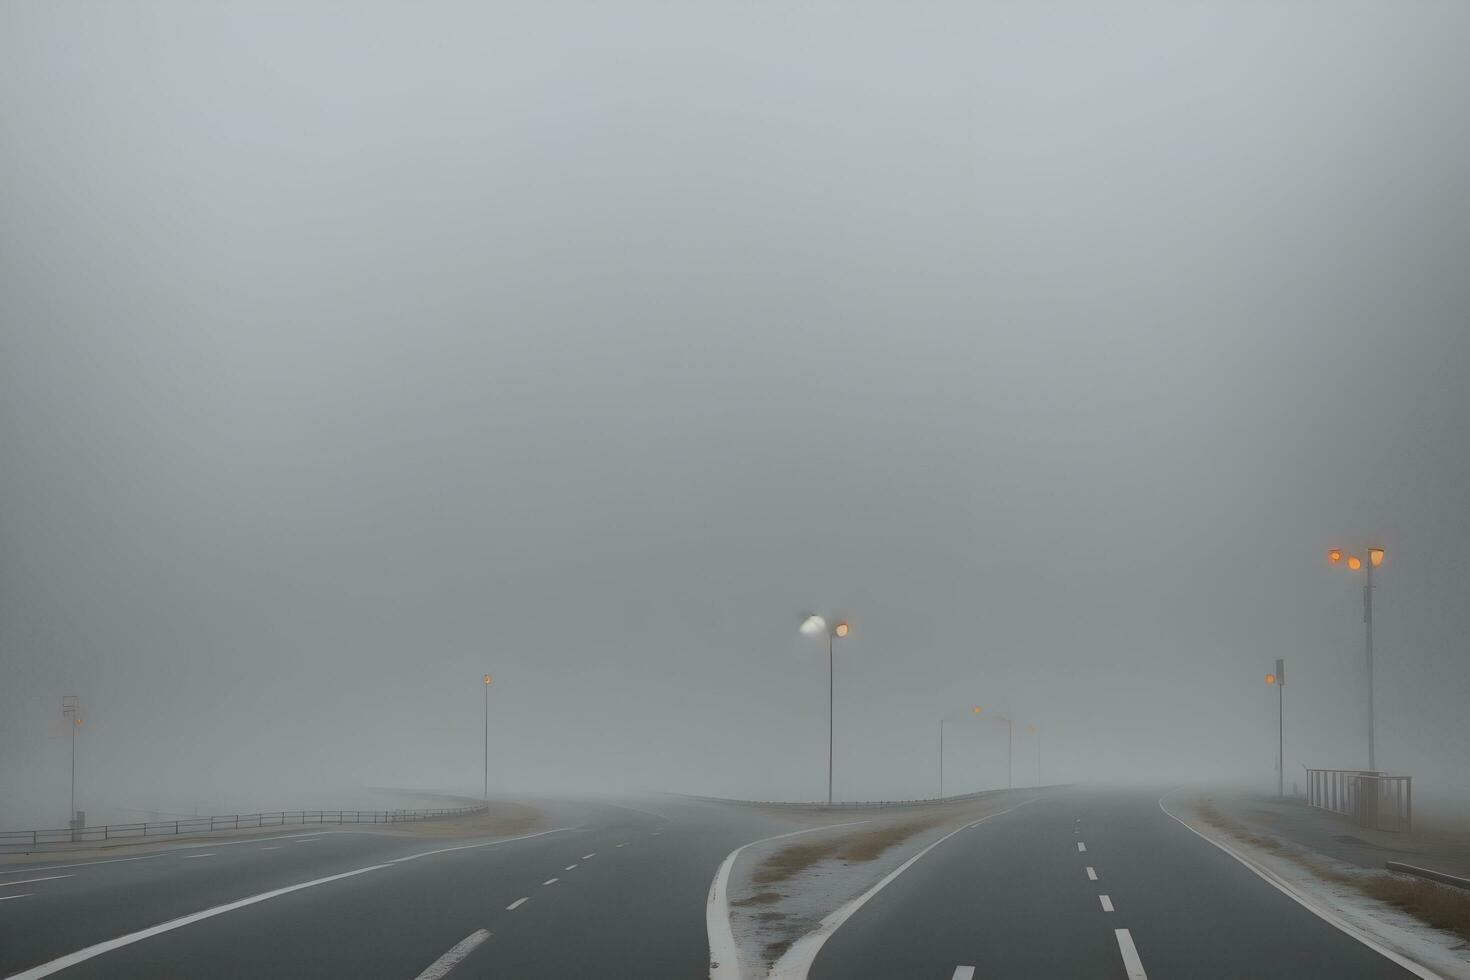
left=3, top=1, right=1468, bottom=827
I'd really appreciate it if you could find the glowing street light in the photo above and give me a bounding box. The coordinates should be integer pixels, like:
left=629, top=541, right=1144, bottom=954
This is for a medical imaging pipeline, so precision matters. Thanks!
left=1328, top=543, right=1385, bottom=770
left=801, top=614, right=850, bottom=805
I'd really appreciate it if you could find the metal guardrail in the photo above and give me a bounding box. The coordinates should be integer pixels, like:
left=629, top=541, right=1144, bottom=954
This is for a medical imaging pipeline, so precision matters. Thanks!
left=1305, top=768, right=1412, bottom=832
left=0, top=803, right=488, bottom=848
left=1386, top=861, right=1470, bottom=892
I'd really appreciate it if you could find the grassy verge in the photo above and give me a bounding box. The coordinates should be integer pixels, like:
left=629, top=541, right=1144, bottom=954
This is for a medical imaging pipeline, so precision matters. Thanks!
left=752, top=818, right=940, bottom=885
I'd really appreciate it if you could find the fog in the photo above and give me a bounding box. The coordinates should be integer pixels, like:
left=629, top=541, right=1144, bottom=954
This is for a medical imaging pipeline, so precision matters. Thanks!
left=2, top=1, right=1468, bottom=829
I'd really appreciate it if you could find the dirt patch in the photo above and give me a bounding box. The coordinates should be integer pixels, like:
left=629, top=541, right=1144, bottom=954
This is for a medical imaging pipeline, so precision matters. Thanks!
left=366, top=801, right=544, bottom=839
left=733, top=891, right=785, bottom=906
left=753, top=818, right=941, bottom=885
left=1196, top=798, right=1350, bottom=881
left=1359, top=875, right=1470, bottom=942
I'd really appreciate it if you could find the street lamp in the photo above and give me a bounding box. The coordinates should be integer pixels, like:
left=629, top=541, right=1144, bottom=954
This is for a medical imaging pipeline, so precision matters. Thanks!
left=938, top=706, right=985, bottom=799
left=482, top=674, right=492, bottom=800
left=801, top=614, right=850, bottom=805
left=1266, top=659, right=1284, bottom=796
left=996, top=713, right=1014, bottom=790
left=1328, top=544, right=1385, bottom=770
left=1027, top=724, right=1041, bottom=786
left=61, top=696, right=81, bottom=831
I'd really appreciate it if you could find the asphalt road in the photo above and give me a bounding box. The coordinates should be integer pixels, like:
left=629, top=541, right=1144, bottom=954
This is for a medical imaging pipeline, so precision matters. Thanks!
left=0, top=789, right=1429, bottom=978
left=0, top=797, right=787, bottom=979
left=808, top=787, right=1419, bottom=980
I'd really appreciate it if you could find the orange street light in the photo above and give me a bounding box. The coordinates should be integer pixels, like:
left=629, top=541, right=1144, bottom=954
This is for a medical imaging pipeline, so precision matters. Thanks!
left=1265, top=673, right=1276, bottom=685
left=833, top=621, right=849, bottom=638
left=1327, top=542, right=1385, bottom=770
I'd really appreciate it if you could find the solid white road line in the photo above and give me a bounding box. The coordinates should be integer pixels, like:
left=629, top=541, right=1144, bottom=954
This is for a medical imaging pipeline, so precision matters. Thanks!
left=390, top=828, right=570, bottom=864
left=564, top=864, right=577, bottom=871
left=292, top=839, right=319, bottom=844
left=0, top=875, right=70, bottom=888
left=582, top=853, right=596, bottom=860
left=0, top=894, right=31, bottom=901
left=0, top=832, right=346, bottom=876
left=767, top=798, right=1041, bottom=980
left=1077, top=842, right=1087, bottom=852
left=1157, top=792, right=1441, bottom=980
left=1086, top=867, right=1098, bottom=880
left=616, top=843, right=626, bottom=848
left=1099, top=894, right=1114, bottom=912
left=1115, top=928, right=1148, bottom=979
left=259, top=846, right=281, bottom=851
left=706, top=819, right=871, bottom=980
left=952, top=968, right=976, bottom=980
left=181, top=854, right=216, bottom=860
left=4, top=863, right=393, bottom=979
left=506, top=897, right=529, bottom=910
left=542, top=878, right=558, bottom=885
left=413, top=929, right=490, bottom=980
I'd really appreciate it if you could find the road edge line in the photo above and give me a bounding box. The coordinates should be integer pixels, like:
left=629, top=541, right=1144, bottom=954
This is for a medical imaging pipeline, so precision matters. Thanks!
left=706, top=820, right=869, bottom=980
left=766, top=796, right=1040, bottom=980
left=1157, top=791, right=1447, bottom=980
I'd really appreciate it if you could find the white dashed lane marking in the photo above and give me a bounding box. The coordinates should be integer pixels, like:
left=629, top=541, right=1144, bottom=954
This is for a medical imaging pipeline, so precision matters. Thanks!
left=413, top=928, right=490, bottom=980
left=1077, top=842, right=1087, bottom=852
left=1115, top=928, right=1148, bottom=978
left=506, top=897, right=529, bottom=911
left=542, top=878, right=558, bottom=886
left=1099, top=894, right=1114, bottom=912
left=1086, top=867, right=1098, bottom=880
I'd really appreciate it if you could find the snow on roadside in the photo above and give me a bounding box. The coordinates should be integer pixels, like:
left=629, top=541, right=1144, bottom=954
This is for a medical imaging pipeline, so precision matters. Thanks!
left=1173, top=797, right=1470, bottom=980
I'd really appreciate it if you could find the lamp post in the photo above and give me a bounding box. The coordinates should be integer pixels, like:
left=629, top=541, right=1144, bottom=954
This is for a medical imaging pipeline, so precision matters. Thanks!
left=1329, top=546, right=1384, bottom=770
left=938, top=706, right=985, bottom=799
left=61, top=696, right=81, bottom=830
left=801, top=614, right=849, bottom=805
left=482, top=674, right=492, bottom=800
left=997, top=714, right=1014, bottom=790
left=1027, top=724, right=1041, bottom=786
left=1266, top=660, right=1284, bottom=796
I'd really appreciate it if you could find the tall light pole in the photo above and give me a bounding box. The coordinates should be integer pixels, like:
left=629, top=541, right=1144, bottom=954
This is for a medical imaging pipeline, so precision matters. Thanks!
left=801, top=614, right=849, bottom=805
left=61, top=696, right=81, bottom=828
left=997, top=714, right=1014, bottom=789
left=482, top=674, right=492, bottom=800
left=938, top=706, right=984, bottom=799
left=1329, top=546, right=1384, bottom=770
left=1027, top=724, right=1040, bottom=786
left=1265, top=660, right=1284, bottom=796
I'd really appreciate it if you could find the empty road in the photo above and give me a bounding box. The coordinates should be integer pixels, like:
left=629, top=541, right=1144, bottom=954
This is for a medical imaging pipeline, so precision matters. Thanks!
left=1, top=790, right=1430, bottom=978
